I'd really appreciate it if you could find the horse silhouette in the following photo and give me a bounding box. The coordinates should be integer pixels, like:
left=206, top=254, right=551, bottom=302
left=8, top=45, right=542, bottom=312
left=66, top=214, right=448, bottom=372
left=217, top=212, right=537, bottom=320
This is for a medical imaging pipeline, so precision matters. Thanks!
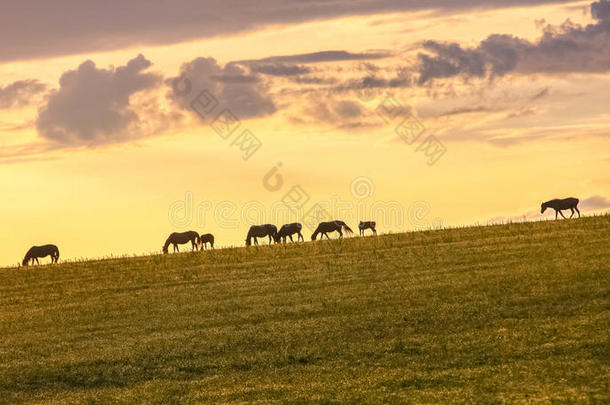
left=246, top=224, right=277, bottom=246
left=541, top=197, right=580, bottom=219
left=311, top=220, right=353, bottom=240
left=359, top=221, right=377, bottom=236
left=275, top=223, right=304, bottom=243
left=200, top=233, right=215, bottom=249
left=22, top=244, right=59, bottom=266
left=163, top=231, right=200, bottom=254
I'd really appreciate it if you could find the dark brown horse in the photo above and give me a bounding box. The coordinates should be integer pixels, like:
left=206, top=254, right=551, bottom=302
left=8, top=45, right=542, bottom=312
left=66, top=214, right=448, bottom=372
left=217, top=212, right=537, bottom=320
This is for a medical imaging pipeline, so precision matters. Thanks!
left=541, top=197, right=580, bottom=219
left=275, top=222, right=304, bottom=243
left=359, top=221, right=377, bottom=236
left=311, top=220, right=353, bottom=240
left=22, top=244, right=59, bottom=266
left=200, top=233, right=215, bottom=249
left=246, top=224, right=277, bottom=246
left=163, top=231, right=200, bottom=254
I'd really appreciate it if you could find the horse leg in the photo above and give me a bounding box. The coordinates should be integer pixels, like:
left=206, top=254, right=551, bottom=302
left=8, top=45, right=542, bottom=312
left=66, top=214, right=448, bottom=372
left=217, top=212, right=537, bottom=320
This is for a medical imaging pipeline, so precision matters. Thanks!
left=555, top=210, right=558, bottom=220
left=575, top=207, right=581, bottom=218
left=289, top=235, right=294, bottom=243
left=35, top=257, right=40, bottom=265
left=298, top=232, right=304, bottom=242
left=338, top=229, right=343, bottom=238
left=373, top=227, right=377, bottom=235
left=254, top=238, right=258, bottom=246
left=558, top=210, right=566, bottom=219
left=570, top=208, right=574, bottom=218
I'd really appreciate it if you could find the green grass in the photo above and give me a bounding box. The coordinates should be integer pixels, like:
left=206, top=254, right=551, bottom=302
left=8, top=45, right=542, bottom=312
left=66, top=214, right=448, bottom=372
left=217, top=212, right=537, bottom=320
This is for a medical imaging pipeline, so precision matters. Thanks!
left=0, top=216, right=608, bottom=403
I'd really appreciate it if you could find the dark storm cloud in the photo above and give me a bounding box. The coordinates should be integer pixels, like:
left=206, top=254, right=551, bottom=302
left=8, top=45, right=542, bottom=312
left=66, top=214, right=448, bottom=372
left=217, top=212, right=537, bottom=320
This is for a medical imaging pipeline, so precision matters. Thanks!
left=36, top=54, right=163, bottom=145
left=0, top=0, right=577, bottom=62
left=417, top=1, right=610, bottom=83
left=0, top=80, right=47, bottom=109
left=167, top=57, right=276, bottom=119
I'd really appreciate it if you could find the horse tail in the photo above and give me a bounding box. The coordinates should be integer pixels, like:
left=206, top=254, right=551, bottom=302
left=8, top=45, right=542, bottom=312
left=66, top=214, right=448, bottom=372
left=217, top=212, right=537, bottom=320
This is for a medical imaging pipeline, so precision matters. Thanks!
left=339, top=221, right=353, bottom=234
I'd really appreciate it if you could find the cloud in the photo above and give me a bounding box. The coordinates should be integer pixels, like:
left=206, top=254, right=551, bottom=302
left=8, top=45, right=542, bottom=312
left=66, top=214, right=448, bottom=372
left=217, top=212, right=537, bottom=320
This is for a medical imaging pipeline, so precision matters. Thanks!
left=248, top=63, right=311, bottom=77
left=580, top=195, right=610, bottom=210
left=1, top=1, right=575, bottom=62
left=417, top=1, right=610, bottom=83
left=248, top=50, right=392, bottom=64
left=36, top=54, right=165, bottom=146
left=0, top=80, right=47, bottom=109
left=591, top=0, right=610, bottom=20
left=168, top=57, right=276, bottom=119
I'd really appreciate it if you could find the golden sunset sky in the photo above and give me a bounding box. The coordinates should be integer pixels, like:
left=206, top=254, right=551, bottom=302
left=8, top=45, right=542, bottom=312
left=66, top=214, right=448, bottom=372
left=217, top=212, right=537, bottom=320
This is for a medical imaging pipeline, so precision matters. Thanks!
left=1, top=0, right=609, bottom=266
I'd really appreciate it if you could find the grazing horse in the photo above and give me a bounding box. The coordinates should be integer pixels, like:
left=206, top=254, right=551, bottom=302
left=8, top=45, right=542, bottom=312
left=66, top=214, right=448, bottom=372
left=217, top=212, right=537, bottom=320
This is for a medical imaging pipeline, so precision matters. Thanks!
left=359, top=221, right=377, bottom=236
left=163, top=231, right=200, bottom=254
left=311, top=220, right=353, bottom=240
left=246, top=224, right=277, bottom=246
left=275, top=223, right=304, bottom=243
left=22, top=244, right=59, bottom=266
left=541, top=197, right=580, bottom=219
left=200, top=233, right=215, bottom=249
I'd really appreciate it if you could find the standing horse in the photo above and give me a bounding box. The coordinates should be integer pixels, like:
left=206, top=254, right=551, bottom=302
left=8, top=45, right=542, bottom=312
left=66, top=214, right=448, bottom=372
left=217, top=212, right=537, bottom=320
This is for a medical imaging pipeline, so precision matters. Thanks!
left=541, top=198, right=580, bottom=219
left=163, top=231, right=200, bottom=254
left=22, top=244, right=60, bottom=266
left=275, top=223, right=304, bottom=243
left=246, top=224, right=277, bottom=246
left=359, top=221, right=377, bottom=236
left=311, top=220, right=353, bottom=240
left=200, top=233, right=215, bottom=249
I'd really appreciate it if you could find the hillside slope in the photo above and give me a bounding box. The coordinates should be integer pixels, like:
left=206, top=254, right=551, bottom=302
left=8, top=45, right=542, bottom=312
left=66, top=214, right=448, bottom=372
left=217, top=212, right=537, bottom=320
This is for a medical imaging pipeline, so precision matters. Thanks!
left=0, top=216, right=608, bottom=403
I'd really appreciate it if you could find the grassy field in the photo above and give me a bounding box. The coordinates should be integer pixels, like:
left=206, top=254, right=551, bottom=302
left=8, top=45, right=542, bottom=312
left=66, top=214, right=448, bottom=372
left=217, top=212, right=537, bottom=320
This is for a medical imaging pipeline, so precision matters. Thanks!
left=0, top=216, right=608, bottom=403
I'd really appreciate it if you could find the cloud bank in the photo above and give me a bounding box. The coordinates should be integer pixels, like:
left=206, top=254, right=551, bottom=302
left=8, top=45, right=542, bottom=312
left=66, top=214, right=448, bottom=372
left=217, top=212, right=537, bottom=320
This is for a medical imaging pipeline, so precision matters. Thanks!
left=0, top=0, right=576, bottom=62
left=417, top=0, right=610, bottom=83
left=36, top=54, right=164, bottom=146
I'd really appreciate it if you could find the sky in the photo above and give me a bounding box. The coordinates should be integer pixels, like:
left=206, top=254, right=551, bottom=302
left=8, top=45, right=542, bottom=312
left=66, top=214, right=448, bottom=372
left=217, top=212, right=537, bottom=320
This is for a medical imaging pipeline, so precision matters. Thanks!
left=1, top=0, right=609, bottom=266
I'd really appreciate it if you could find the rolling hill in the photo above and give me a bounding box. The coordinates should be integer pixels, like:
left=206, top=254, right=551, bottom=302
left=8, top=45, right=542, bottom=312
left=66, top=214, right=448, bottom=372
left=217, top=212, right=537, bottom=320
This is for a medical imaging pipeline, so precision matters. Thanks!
left=0, top=215, right=608, bottom=403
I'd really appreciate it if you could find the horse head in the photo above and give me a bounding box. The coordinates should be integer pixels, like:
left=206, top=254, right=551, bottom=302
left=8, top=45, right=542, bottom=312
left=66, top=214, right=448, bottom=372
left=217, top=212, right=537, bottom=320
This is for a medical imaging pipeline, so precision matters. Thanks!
left=540, top=202, right=547, bottom=214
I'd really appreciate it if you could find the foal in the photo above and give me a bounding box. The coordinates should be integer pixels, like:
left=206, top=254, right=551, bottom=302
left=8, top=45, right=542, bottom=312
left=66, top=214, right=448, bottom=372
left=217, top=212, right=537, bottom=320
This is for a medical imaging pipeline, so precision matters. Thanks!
left=359, top=221, right=377, bottom=236
left=200, top=233, right=215, bottom=249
